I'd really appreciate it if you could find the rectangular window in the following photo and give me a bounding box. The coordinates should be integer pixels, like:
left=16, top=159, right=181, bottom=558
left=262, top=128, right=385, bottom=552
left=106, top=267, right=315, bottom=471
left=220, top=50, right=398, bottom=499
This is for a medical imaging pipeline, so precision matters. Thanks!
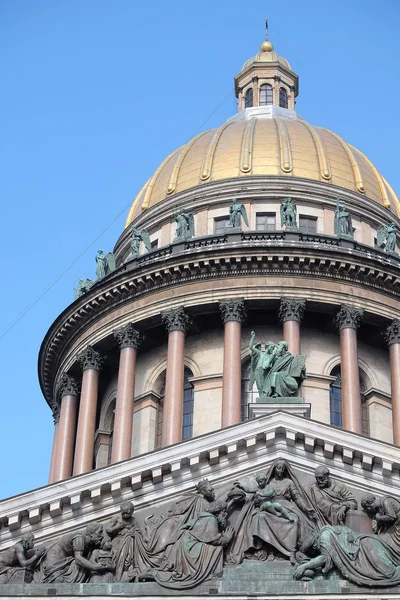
left=151, top=239, right=159, bottom=250
left=256, top=212, right=276, bottom=231
left=299, top=215, right=318, bottom=234
left=214, top=217, right=229, bottom=234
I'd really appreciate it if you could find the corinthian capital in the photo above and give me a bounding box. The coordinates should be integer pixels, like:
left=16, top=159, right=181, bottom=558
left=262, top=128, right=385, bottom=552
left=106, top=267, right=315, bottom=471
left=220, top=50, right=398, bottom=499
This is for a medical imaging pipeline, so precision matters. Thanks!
left=384, top=319, right=400, bottom=346
left=279, top=298, right=306, bottom=323
left=76, top=345, right=104, bottom=371
left=219, top=298, right=246, bottom=324
left=114, top=323, right=143, bottom=349
left=51, top=400, right=61, bottom=424
left=58, top=373, right=79, bottom=398
left=162, top=307, right=191, bottom=333
left=334, top=306, right=364, bottom=331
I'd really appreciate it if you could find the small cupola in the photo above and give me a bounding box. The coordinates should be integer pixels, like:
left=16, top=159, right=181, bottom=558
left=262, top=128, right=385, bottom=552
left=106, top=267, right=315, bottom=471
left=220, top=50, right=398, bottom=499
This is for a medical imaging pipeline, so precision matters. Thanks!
left=234, top=21, right=299, bottom=112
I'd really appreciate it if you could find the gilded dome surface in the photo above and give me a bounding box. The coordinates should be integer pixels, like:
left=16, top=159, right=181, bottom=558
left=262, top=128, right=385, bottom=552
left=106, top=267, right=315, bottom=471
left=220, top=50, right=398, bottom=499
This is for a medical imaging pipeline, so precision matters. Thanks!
left=241, top=42, right=292, bottom=71
left=125, top=115, right=399, bottom=225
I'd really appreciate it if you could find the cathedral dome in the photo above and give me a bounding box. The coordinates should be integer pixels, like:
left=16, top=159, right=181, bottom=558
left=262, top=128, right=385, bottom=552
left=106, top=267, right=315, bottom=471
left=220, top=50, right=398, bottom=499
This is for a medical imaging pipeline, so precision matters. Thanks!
left=241, top=41, right=292, bottom=71
left=125, top=114, right=399, bottom=226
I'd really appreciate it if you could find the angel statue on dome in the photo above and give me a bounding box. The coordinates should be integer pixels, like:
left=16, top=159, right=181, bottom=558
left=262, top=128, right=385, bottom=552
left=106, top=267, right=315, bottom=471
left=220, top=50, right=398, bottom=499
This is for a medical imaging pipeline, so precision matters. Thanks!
left=377, top=222, right=397, bottom=255
left=227, top=198, right=249, bottom=230
left=127, top=225, right=152, bottom=260
left=174, top=209, right=195, bottom=241
left=95, top=250, right=116, bottom=280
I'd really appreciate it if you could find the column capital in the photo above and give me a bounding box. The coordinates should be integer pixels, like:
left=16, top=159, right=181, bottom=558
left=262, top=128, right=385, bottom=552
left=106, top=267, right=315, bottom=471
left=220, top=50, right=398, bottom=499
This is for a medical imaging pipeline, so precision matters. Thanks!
left=219, top=298, right=246, bottom=324
left=334, top=305, right=364, bottom=331
left=384, top=319, right=400, bottom=346
left=279, top=298, right=306, bottom=323
left=162, top=306, right=191, bottom=333
left=114, top=323, right=143, bottom=349
left=76, top=345, right=104, bottom=371
left=58, top=373, right=79, bottom=398
left=51, top=400, right=61, bottom=424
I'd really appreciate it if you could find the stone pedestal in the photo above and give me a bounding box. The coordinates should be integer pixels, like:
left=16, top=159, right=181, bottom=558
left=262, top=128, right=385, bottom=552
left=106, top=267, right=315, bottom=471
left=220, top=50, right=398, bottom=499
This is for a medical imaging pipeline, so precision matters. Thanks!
left=248, top=400, right=311, bottom=419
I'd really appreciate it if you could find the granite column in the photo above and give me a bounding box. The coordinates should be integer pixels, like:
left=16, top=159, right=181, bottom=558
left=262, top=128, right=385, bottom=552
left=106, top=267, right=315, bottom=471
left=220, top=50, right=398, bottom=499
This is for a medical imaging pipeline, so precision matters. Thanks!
left=334, top=306, right=364, bottom=434
left=112, top=323, right=142, bottom=463
left=48, top=402, right=60, bottom=484
left=53, top=374, right=79, bottom=481
left=279, top=298, right=306, bottom=354
left=73, top=346, right=104, bottom=475
left=219, top=299, right=246, bottom=427
left=385, top=320, right=400, bottom=445
left=161, top=307, right=190, bottom=447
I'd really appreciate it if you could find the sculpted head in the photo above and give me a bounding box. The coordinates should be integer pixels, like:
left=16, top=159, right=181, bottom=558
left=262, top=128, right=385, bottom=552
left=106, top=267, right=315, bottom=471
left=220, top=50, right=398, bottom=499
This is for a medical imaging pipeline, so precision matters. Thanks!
left=196, top=479, right=215, bottom=501
left=21, top=532, right=35, bottom=551
left=314, top=465, right=330, bottom=489
left=255, top=473, right=267, bottom=489
left=276, top=341, right=288, bottom=357
left=274, top=459, right=287, bottom=479
left=85, top=523, right=104, bottom=547
left=361, top=494, right=377, bottom=513
left=120, top=501, right=134, bottom=520
left=265, top=341, right=275, bottom=354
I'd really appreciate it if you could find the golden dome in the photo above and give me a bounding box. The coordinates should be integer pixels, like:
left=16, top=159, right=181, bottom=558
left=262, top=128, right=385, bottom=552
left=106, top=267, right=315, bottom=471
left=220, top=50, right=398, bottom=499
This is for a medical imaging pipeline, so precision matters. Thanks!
left=125, top=116, right=399, bottom=225
left=241, top=45, right=291, bottom=71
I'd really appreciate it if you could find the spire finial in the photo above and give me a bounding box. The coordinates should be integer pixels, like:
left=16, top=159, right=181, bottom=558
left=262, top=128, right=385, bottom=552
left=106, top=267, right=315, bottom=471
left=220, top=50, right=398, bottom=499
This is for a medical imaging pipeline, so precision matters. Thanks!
left=260, top=20, right=273, bottom=53
left=265, top=19, right=269, bottom=42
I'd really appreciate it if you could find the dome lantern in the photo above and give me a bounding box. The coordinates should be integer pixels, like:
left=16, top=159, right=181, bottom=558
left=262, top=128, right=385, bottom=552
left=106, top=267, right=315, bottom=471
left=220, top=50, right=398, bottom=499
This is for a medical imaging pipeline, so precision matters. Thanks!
left=234, top=20, right=298, bottom=113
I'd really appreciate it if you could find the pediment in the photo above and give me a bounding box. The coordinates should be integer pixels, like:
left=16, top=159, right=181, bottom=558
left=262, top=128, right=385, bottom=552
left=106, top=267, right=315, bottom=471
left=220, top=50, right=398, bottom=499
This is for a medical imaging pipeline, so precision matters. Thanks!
left=1, top=411, right=399, bottom=549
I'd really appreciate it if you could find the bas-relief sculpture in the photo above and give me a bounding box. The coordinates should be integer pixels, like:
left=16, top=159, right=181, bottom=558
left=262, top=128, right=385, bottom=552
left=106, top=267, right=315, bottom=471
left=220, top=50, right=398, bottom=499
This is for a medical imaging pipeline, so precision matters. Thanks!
left=3, top=467, right=400, bottom=591
left=248, top=333, right=306, bottom=399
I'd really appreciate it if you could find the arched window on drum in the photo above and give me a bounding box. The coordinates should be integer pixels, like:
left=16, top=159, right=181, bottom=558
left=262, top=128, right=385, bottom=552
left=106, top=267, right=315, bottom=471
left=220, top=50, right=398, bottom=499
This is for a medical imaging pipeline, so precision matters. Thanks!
left=241, top=359, right=258, bottom=421
left=259, top=83, right=273, bottom=106
left=329, top=365, right=369, bottom=435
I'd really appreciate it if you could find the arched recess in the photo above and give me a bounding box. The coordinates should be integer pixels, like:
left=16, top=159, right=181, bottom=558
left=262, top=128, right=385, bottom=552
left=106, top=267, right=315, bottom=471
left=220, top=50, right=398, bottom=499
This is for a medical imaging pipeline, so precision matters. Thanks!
left=96, top=387, right=117, bottom=468
left=328, top=364, right=370, bottom=435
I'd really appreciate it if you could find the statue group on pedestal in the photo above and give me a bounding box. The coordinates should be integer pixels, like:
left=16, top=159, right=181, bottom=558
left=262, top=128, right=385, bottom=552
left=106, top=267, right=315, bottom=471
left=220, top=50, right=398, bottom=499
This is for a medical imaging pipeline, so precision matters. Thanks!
left=248, top=333, right=306, bottom=399
left=4, top=460, right=400, bottom=590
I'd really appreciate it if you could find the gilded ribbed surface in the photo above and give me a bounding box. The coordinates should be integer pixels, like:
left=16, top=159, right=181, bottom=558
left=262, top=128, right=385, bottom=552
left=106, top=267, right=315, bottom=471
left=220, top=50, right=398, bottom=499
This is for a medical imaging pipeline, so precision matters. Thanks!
left=125, top=117, right=399, bottom=225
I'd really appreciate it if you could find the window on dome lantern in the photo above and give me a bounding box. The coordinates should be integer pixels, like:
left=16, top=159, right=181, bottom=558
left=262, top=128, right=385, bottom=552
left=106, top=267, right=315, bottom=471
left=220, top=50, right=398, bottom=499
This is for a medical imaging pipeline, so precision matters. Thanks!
left=245, top=88, right=253, bottom=108
left=279, top=87, right=288, bottom=109
left=259, top=84, right=273, bottom=106
left=182, top=368, right=194, bottom=440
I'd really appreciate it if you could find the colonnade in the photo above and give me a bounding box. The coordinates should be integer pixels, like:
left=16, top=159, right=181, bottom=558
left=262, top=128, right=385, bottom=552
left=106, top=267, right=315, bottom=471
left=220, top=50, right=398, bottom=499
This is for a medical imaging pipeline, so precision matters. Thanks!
left=48, top=302, right=400, bottom=484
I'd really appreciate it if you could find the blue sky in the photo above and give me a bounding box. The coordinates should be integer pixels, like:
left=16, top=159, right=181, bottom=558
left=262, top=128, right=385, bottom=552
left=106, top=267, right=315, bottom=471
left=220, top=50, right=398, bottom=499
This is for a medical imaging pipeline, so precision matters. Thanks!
left=1, top=0, right=399, bottom=498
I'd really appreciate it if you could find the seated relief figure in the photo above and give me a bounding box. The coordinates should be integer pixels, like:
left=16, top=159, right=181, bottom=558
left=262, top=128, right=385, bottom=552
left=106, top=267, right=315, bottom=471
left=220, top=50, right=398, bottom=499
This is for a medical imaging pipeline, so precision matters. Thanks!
left=310, top=466, right=357, bottom=526
left=89, top=537, right=115, bottom=583
left=135, top=478, right=227, bottom=573
left=294, top=525, right=400, bottom=587
left=42, top=523, right=113, bottom=583
left=249, top=333, right=306, bottom=399
left=361, top=493, right=400, bottom=549
left=227, top=459, right=316, bottom=565
left=0, top=533, right=46, bottom=583
left=154, top=500, right=233, bottom=589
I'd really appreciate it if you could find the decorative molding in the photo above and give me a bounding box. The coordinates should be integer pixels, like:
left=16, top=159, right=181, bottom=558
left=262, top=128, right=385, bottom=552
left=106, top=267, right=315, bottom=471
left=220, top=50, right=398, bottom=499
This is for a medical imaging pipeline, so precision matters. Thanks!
left=76, top=345, right=104, bottom=371
left=385, top=319, right=400, bottom=346
left=279, top=298, right=306, bottom=323
left=161, top=306, right=191, bottom=333
left=113, top=322, right=142, bottom=349
left=39, top=231, right=400, bottom=404
left=334, top=305, right=364, bottom=331
left=219, top=298, right=246, bottom=324
left=57, top=373, right=79, bottom=398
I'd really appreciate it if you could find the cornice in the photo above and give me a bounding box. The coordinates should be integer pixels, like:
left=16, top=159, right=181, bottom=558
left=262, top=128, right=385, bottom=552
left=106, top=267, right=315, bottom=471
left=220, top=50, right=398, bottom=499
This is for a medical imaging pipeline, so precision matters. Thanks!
left=39, top=230, right=400, bottom=404
left=1, top=412, right=400, bottom=547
